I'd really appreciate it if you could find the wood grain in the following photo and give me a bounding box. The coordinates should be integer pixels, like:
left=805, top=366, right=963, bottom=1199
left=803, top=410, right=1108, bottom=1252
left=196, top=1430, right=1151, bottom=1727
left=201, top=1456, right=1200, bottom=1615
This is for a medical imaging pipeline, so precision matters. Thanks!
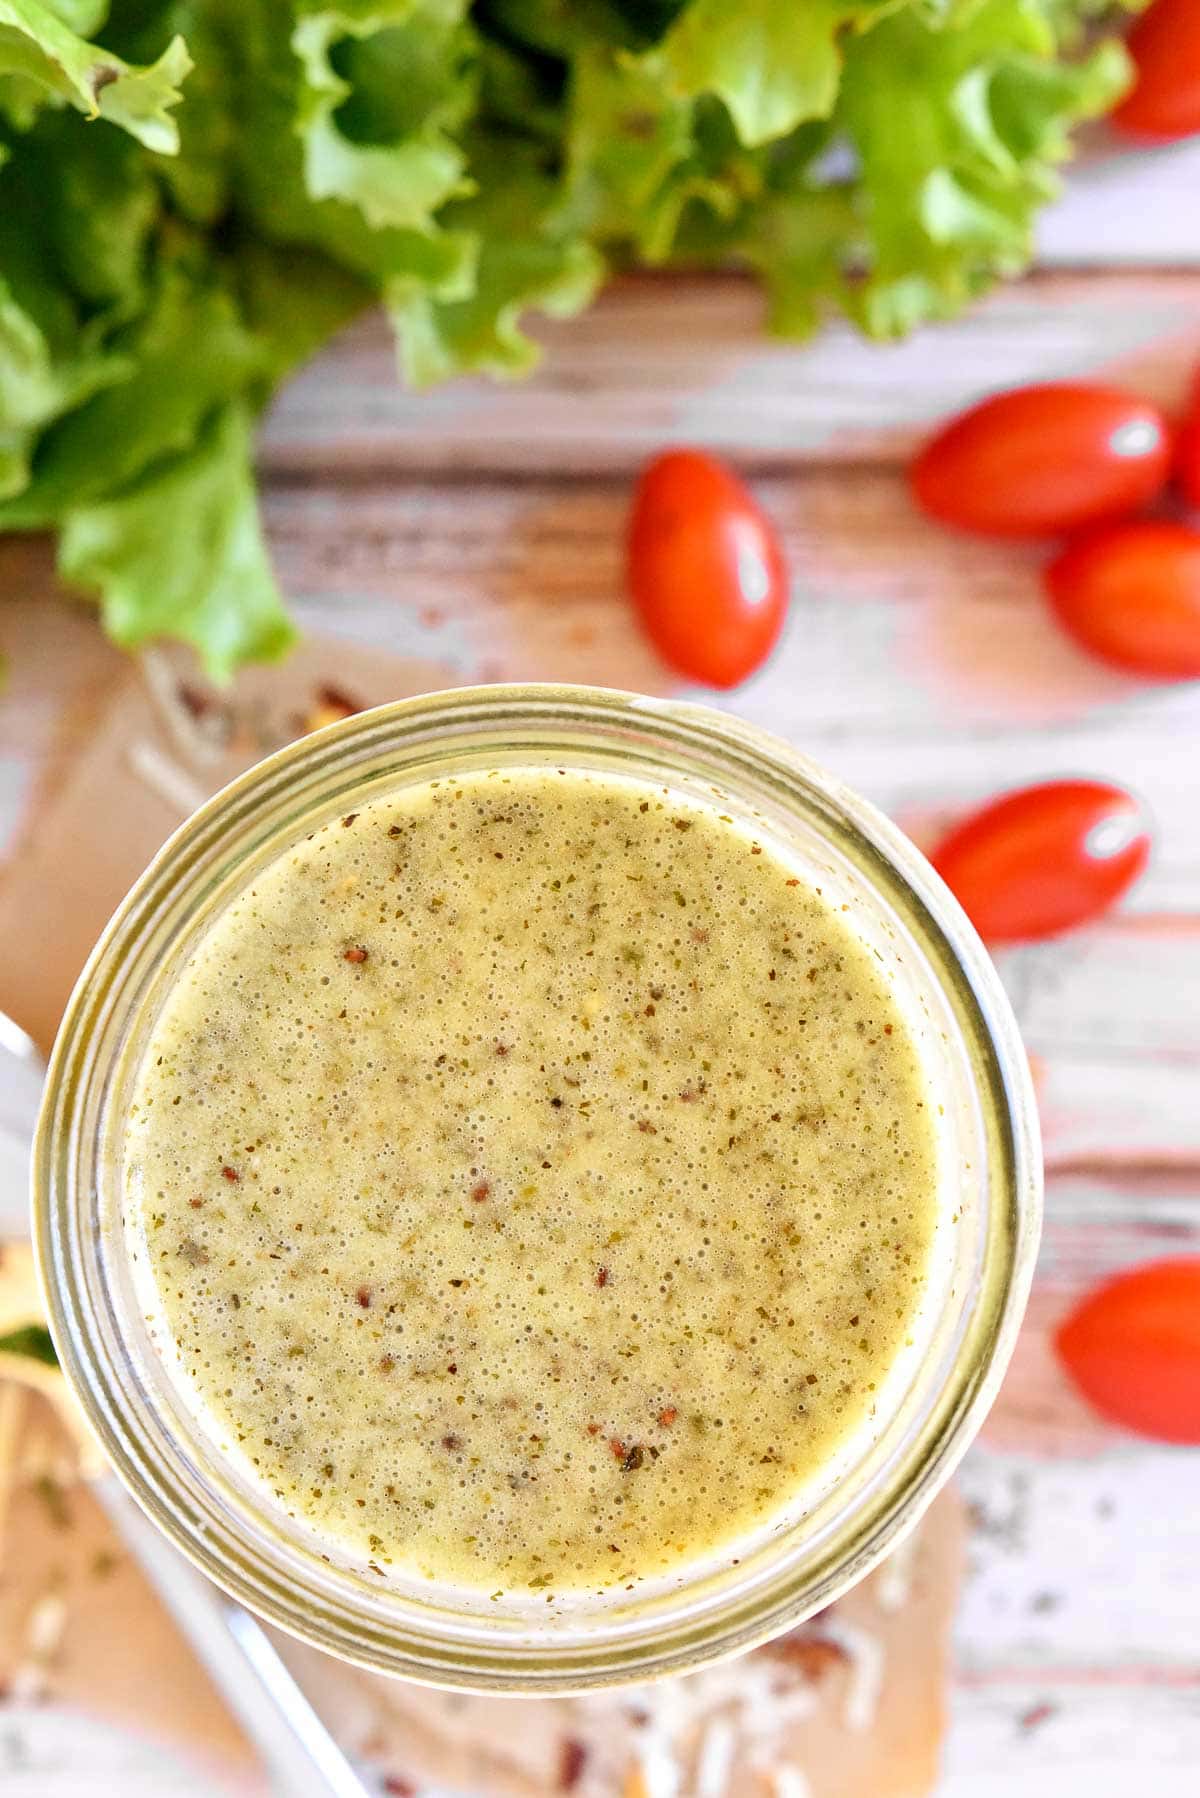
left=261, top=270, right=1200, bottom=478
left=1037, top=136, right=1200, bottom=267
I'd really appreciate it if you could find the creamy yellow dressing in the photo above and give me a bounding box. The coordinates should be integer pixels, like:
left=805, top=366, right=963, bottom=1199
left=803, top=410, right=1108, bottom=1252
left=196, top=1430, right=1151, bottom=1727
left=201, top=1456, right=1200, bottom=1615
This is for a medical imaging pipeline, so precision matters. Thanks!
left=125, top=768, right=937, bottom=1594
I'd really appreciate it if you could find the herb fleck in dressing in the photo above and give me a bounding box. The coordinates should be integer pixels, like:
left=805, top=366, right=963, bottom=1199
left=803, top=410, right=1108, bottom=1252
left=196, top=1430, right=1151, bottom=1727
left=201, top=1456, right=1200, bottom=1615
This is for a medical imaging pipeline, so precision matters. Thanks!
left=125, top=769, right=937, bottom=1593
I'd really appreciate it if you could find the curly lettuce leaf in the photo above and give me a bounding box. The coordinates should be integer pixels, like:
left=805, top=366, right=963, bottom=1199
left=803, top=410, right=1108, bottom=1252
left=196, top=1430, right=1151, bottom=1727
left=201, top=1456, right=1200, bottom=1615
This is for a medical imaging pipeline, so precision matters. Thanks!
left=0, top=0, right=93, bottom=128
left=234, top=232, right=371, bottom=380
left=33, top=113, right=160, bottom=313
left=292, top=1, right=477, bottom=231
left=119, top=0, right=239, bottom=225
left=481, top=0, right=644, bottom=58
left=562, top=50, right=767, bottom=264
left=236, top=1, right=599, bottom=381
left=390, top=140, right=602, bottom=384
left=39, top=0, right=106, bottom=28
left=0, top=256, right=272, bottom=525
left=657, top=0, right=897, bottom=147
left=476, top=33, right=562, bottom=144
left=0, top=280, right=129, bottom=497
left=558, top=0, right=1129, bottom=329
left=0, top=0, right=190, bottom=149
left=561, top=45, right=694, bottom=248
left=59, top=400, right=296, bottom=679
left=219, top=0, right=476, bottom=307
left=739, top=186, right=862, bottom=337
left=838, top=0, right=1131, bottom=336
left=0, top=123, right=132, bottom=495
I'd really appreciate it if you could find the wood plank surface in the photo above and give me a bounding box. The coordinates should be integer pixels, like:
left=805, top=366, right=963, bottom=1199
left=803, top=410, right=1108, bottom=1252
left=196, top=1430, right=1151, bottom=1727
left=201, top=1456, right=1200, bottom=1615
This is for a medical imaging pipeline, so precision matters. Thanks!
left=1037, top=135, right=1200, bottom=266
left=261, top=269, right=1200, bottom=477
left=3, top=134, right=1200, bottom=1795
left=260, top=269, right=1200, bottom=477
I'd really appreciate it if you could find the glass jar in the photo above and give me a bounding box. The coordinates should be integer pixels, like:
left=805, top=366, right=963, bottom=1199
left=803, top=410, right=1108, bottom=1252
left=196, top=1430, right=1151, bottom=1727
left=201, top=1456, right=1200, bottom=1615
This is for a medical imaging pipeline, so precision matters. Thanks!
left=34, top=685, right=1040, bottom=1692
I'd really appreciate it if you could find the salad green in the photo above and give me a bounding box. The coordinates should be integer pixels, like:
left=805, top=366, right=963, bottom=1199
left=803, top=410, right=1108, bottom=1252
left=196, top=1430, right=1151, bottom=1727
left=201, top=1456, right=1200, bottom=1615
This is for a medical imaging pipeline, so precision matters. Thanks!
left=0, top=0, right=1137, bottom=676
left=0, top=1321, right=56, bottom=1366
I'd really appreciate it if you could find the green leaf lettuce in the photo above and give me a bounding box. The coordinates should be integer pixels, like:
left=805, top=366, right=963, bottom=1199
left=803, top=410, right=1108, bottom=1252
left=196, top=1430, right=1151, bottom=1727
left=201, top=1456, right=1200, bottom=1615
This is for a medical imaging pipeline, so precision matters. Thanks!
left=59, top=400, right=297, bottom=679
left=0, top=0, right=1140, bottom=675
left=0, top=1322, right=58, bottom=1366
left=0, top=0, right=189, bottom=148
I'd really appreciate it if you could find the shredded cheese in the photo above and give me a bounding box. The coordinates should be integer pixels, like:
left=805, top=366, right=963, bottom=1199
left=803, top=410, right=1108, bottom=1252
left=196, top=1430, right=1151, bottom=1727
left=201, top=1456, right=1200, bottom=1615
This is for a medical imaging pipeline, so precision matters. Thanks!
left=11, top=1591, right=67, bottom=1702
left=815, top=1617, right=887, bottom=1734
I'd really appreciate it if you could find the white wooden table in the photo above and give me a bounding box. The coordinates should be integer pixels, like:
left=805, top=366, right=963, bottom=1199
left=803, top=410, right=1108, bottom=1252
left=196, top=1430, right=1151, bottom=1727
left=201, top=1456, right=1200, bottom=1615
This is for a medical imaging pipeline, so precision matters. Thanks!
left=1, top=137, right=1199, bottom=1796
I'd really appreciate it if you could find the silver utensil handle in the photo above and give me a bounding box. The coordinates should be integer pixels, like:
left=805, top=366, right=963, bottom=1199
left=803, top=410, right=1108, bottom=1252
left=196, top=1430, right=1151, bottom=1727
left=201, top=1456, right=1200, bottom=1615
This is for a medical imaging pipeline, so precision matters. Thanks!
left=94, top=1471, right=374, bottom=1798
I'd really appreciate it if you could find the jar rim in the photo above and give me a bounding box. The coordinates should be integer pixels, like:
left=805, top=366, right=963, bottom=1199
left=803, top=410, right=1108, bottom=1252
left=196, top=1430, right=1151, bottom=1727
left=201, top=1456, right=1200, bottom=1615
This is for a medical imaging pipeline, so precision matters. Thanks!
left=34, top=684, right=1041, bottom=1690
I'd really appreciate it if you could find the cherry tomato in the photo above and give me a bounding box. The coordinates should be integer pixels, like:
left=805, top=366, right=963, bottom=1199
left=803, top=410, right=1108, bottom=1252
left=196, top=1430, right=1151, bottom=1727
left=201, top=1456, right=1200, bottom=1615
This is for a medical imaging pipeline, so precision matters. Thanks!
left=1045, top=521, right=1200, bottom=679
left=931, top=780, right=1151, bottom=943
left=1111, top=0, right=1200, bottom=143
left=1177, top=419, right=1200, bottom=509
left=1177, top=372, right=1200, bottom=509
left=1057, top=1259, right=1200, bottom=1443
left=910, top=384, right=1172, bottom=537
left=627, top=450, right=788, bottom=688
